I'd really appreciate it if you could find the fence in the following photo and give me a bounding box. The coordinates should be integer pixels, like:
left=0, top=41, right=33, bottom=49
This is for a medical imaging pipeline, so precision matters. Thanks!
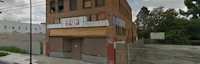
left=0, top=33, right=45, bottom=55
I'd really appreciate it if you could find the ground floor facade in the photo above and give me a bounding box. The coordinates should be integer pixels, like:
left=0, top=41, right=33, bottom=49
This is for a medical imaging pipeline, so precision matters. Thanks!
left=48, top=37, right=108, bottom=64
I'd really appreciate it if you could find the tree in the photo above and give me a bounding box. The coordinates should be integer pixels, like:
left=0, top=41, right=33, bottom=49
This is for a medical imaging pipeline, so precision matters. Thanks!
left=180, top=0, right=200, bottom=19
left=135, top=6, right=150, bottom=38
left=187, top=19, right=200, bottom=40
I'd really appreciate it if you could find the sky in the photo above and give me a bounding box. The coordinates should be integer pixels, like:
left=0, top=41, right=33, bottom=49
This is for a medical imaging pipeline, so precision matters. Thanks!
left=0, top=0, right=187, bottom=24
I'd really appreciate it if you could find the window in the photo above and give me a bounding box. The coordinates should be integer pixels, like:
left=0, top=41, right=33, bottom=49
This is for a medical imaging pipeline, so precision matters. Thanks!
left=19, top=27, right=20, bottom=30
left=35, top=28, right=37, bottom=30
left=122, top=28, right=126, bottom=36
left=86, top=15, right=91, bottom=21
left=70, top=0, right=77, bottom=11
left=4, top=26, right=6, bottom=29
left=91, top=14, right=97, bottom=21
left=83, top=0, right=92, bottom=8
left=50, top=0, right=55, bottom=13
left=96, top=0, right=105, bottom=7
left=97, top=12, right=106, bottom=20
left=116, top=26, right=121, bottom=36
left=12, top=26, right=14, bottom=29
left=119, top=0, right=121, bottom=12
left=26, top=27, right=27, bottom=30
left=58, top=0, right=64, bottom=12
left=54, top=19, right=60, bottom=24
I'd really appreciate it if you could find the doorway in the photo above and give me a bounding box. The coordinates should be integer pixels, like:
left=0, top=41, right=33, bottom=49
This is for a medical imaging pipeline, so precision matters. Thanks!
left=72, top=39, right=82, bottom=60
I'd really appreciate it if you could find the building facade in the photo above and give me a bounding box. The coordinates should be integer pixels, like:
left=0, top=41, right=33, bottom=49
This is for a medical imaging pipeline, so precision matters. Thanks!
left=0, top=20, right=45, bottom=34
left=46, top=0, right=137, bottom=64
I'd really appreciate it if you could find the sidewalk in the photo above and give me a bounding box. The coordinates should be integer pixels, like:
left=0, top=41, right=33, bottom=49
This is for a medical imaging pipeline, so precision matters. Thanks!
left=0, top=52, right=93, bottom=64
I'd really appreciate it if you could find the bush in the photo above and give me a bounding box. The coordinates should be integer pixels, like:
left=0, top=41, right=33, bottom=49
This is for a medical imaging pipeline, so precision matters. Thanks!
left=0, top=46, right=28, bottom=54
left=0, top=52, right=9, bottom=57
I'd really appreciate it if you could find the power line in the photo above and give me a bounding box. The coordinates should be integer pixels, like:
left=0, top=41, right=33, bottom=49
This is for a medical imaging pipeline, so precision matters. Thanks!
left=0, top=0, right=67, bottom=12
left=1, top=3, right=46, bottom=12
left=0, top=1, right=45, bottom=11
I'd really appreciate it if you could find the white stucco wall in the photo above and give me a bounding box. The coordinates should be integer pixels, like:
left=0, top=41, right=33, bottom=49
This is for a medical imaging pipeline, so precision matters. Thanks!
left=0, top=20, right=46, bottom=34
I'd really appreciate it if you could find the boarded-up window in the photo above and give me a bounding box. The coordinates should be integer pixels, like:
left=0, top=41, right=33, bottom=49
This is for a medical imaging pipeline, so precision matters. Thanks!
left=97, top=12, right=106, bottom=20
left=58, top=0, right=64, bottom=12
left=54, top=19, right=60, bottom=24
left=70, top=0, right=77, bottom=11
left=50, top=0, right=55, bottom=13
left=83, top=0, right=92, bottom=8
left=82, top=38, right=107, bottom=56
left=96, top=0, right=105, bottom=7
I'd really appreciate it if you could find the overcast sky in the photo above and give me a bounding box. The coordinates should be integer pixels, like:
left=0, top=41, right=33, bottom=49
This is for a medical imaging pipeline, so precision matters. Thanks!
left=0, top=0, right=187, bottom=24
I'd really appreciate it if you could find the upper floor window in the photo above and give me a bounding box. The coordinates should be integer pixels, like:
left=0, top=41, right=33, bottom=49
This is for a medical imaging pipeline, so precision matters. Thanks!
left=83, top=0, right=92, bottom=8
left=96, top=0, right=105, bottom=7
left=54, top=19, right=60, bottom=24
left=50, top=0, right=55, bottom=13
left=26, top=27, right=27, bottom=30
left=12, top=26, right=14, bottom=29
left=70, top=0, right=77, bottom=11
left=19, top=27, right=20, bottom=30
left=58, top=0, right=64, bottom=12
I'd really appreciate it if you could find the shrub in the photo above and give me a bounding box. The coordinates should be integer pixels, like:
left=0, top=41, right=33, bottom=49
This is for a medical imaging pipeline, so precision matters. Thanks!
left=0, top=52, right=9, bottom=57
left=0, top=46, right=28, bottom=54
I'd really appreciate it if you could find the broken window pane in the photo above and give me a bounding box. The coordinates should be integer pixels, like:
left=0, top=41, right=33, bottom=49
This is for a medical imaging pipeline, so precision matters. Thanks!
left=58, top=0, right=64, bottom=12
left=50, top=0, right=55, bottom=13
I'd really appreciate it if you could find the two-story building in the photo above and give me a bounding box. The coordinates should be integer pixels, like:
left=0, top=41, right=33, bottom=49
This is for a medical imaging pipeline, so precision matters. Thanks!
left=46, top=0, right=137, bottom=64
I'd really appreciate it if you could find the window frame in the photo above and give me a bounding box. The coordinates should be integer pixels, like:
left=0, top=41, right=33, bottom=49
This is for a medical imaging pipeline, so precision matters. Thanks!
left=83, top=0, right=92, bottom=9
left=95, top=0, right=105, bottom=7
left=70, top=0, right=77, bottom=11
left=50, top=0, right=56, bottom=13
left=58, top=0, right=64, bottom=12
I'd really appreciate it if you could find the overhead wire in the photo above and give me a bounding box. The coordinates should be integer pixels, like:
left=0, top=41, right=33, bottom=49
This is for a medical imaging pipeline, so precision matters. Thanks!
left=0, top=0, right=68, bottom=12
left=0, top=1, right=45, bottom=10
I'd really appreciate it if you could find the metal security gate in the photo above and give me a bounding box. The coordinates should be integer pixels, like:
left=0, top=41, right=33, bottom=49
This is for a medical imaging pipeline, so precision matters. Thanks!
left=114, top=41, right=128, bottom=64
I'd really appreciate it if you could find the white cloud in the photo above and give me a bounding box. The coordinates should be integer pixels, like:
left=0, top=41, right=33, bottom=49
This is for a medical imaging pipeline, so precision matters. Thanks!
left=129, top=0, right=187, bottom=22
left=0, top=0, right=46, bottom=24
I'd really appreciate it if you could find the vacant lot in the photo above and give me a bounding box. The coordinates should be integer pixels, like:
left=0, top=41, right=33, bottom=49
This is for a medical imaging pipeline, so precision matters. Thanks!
left=131, top=44, right=200, bottom=64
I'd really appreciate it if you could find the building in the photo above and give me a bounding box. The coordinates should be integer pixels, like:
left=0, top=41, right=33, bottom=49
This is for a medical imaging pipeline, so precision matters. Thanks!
left=46, top=0, right=137, bottom=64
left=0, top=20, right=45, bottom=34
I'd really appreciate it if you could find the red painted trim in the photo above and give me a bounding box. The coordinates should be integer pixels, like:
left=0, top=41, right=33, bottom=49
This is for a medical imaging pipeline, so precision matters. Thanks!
left=46, top=42, right=50, bottom=56
left=107, top=44, right=114, bottom=64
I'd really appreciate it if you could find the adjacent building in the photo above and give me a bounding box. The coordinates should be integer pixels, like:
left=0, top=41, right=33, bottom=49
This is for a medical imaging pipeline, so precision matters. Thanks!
left=0, top=20, right=45, bottom=34
left=46, top=0, right=137, bottom=64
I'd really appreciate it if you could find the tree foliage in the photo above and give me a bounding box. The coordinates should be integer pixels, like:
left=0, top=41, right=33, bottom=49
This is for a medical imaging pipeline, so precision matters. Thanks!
left=135, top=6, right=200, bottom=44
left=180, top=0, right=200, bottom=19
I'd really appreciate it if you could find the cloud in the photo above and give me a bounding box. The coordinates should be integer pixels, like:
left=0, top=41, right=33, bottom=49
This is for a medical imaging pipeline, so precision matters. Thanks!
left=128, top=0, right=187, bottom=21
left=0, top=0, right=46, bottom=24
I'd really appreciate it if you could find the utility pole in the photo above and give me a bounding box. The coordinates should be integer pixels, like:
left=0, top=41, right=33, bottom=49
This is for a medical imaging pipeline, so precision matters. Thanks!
left=0, top=0, right=4, bottom=13
left=29, top=0, right=32, bottom=64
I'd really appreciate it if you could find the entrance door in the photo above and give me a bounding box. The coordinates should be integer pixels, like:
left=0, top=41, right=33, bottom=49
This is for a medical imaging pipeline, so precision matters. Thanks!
left=72, top=39, right=82, bottom=60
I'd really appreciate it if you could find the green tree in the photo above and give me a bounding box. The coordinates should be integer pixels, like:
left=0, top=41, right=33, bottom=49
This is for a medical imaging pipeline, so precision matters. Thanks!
left=187, top=19, right=200, bottom=40
left=135, top=6, right=150, bottom=38
left=180, top=0, right=200, bottom=19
